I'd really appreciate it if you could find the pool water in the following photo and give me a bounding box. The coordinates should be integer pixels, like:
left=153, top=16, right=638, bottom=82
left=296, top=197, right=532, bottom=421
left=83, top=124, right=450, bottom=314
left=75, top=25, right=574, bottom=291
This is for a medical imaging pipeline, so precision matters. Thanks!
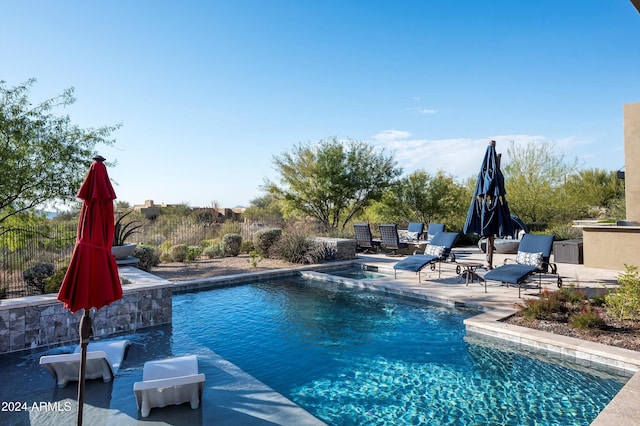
left=172, top=277, right=628, bottom=425
left=323, top=265, right=387, bottom=280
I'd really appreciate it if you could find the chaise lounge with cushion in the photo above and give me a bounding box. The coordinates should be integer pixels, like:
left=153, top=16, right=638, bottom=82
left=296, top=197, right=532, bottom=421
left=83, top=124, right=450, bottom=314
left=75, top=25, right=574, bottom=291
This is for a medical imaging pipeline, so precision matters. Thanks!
left=393, top=231, right=460, bottom=282
left=482, top=233, right=562, bottom=297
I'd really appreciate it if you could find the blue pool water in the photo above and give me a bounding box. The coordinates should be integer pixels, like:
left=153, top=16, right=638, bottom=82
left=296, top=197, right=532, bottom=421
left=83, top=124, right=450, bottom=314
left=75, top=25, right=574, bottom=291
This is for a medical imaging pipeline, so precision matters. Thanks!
left=171, top=277, right=628, bottom=425
left=0, top=275, right=630, bottom=425
left=322, top=265, right=387, bottom=280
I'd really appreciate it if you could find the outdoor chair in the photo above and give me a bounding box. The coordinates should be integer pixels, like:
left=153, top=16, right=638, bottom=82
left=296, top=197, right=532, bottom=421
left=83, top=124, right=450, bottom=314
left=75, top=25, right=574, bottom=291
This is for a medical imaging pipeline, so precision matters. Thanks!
left=40, top=339, right=131, bottom=388
left=134, top=355, right=206, bottom=418
left=399, top=222, right=424, bottom=241
left=426, top=223, right=445, bottom=242
left=482, top=233, right=562, bottom=297
left=353, top=223, right=381, bottom=253
left=393, top=231, right=460, bottom=281
left=379, top=224, right=409, bottom=256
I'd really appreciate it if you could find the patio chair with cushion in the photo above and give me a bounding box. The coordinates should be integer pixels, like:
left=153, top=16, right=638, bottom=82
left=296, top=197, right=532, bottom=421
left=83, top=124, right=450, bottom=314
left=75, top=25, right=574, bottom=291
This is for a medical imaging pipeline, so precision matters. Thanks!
left=353, top=223, right=381, bottom=253
left=379, top=224, right=409, bottom=256
left=482, top=233, right=562, bottom=297
left=426, top=223, right=445, bottom=242
left=399, top=222, right=425, bottom=241
left=393, top=231, right=460, bottom=282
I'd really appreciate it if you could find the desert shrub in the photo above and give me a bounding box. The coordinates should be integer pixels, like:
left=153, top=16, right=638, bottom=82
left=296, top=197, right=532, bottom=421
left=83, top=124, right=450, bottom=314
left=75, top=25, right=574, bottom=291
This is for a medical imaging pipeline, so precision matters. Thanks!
left=548, top=223, right=583, bottom=241
left=200, top=239, right=219, bottom=249
left=23, top=263, right=55, bottom=294
left=221, top=234, right=242, bottom=257
left=241, top=239, right=254, bottom=253
left=569, top=305, right=607, bottom=330
left=247, top=249, right=264, bottom=267
left=203, top=244, right=223, bottom=258
left=170, top=244, right=189, bottom=262
left=133, top=245, right=160, bottom=272
left=159, top=251, right=173, bottom=263
left=270, top=232, right=325, bottom=264
left=218, top=221, right=242, bottom=236
left=253, top=228, right=282, bottom=257
left=44, top=266, right=68, bottom=294
left=186, top=245, right=202, bottom=262
left=606, top=265, right=640, bottom=320
left=555, top=284, right=587, bottom=305
left=519, top=289, right=568, bottom=321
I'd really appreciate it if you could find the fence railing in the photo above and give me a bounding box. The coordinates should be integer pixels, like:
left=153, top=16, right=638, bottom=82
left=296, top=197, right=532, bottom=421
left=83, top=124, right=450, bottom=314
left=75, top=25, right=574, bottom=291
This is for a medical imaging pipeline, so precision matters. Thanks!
left=1, top=216, right=285, bottom=299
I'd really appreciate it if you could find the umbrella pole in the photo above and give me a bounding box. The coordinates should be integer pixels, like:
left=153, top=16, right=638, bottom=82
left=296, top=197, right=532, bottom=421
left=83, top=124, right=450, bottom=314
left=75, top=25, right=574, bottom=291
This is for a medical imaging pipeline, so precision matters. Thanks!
left=486, top=235, right=495, bottom=269
left=77, top=309, right=92, bottom=426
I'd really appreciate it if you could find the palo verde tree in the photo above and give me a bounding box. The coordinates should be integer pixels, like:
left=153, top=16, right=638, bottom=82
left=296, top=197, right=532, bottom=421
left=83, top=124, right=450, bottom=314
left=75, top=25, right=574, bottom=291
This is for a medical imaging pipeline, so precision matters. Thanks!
left=0, top=79, right=120, bottom=235
left=503, top=140, right=579, bottom=225
left=267, top=137, right=401, bottom=231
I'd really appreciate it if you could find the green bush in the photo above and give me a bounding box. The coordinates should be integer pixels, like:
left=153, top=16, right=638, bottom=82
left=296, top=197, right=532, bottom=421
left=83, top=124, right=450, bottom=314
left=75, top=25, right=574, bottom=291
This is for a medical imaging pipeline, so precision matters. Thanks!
left=200, top=239, right=219, bottom=249
left=23, top=263, right=55, bottom=294
left=253, top=228, right=282, bottom=257
left=186, top=245, right=202, bottom=262
left=221, top=233, right=243, bottom=257
left=606, top=265, right=640, bottom=320
left=133, top=245, right=160, bottom=272
left=519, top=289, right=568, bottom=321
left=556, top=284, right=587, bottom=305
left=548, top=223, right=583, bottom=241
left=270, top=232, right=325, bottom=264
left=159, top=251, right=173, bottom=263
left=247, top=249, right=264, bottom=268
left=44, top=266, right=68, bottom=294
left=203, top=244, right=223, bottom=258
left=569, top=305, right=607, bottom=330
left=170, top=244, right=189, bottom=262
left=241, top=239, right=254, bottom=253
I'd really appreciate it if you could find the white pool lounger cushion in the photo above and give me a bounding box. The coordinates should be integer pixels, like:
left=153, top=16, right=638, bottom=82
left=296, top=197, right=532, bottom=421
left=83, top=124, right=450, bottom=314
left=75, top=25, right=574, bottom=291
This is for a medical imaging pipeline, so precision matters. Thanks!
left=39, top=339, right=131, bottom=388
left=133, top=355, right=206, bottom=418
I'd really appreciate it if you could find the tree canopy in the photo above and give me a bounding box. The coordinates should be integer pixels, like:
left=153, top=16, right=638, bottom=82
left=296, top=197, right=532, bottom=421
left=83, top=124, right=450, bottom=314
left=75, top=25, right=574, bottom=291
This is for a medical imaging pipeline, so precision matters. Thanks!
left=0, top=79, right=120, bottom=233
left=267, top=137, right=401, bottom=231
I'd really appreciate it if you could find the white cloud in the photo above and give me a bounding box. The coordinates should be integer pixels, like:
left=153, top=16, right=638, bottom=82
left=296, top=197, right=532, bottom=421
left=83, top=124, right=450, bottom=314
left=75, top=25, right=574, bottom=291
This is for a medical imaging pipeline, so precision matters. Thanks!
left=371, top=132, right=555, bottom=181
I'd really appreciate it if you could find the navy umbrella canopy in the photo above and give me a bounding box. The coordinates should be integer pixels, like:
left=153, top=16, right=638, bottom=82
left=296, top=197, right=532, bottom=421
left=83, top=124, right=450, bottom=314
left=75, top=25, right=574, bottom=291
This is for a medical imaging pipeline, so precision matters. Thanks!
left=464, top=140, right=514, bottom=267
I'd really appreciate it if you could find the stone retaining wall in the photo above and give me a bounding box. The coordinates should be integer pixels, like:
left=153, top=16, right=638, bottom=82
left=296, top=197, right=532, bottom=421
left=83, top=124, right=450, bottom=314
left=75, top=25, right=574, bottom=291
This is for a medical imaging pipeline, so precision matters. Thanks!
left=312, top=237, right=357, bottom=260
left=0, top=268, right=172, bottom=354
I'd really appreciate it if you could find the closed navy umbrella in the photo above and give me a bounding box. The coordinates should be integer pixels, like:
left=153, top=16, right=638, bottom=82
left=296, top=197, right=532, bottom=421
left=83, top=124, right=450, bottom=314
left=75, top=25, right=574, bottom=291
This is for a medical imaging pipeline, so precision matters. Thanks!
left=464, top=140, right=514, bottom=268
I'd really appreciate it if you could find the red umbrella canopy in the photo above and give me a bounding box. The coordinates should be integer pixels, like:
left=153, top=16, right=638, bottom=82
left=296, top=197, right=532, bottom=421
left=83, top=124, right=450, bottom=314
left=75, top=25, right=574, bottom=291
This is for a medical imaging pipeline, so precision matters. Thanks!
left=58, top=158, right=122, bottom=313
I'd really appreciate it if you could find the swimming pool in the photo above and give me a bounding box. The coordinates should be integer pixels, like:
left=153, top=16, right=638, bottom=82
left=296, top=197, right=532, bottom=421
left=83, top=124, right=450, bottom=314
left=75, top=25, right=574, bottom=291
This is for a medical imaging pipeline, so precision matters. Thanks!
left=173, top=277, right=627, bottom=425
left=317, top=264, right=388, bottom=280
left=0, top=274, right=630, bottom=425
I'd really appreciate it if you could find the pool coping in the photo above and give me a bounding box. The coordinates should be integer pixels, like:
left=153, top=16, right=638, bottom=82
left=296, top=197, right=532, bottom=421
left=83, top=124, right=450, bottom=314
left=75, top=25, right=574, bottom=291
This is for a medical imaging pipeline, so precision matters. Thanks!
left=120, top=259, right=640, bottom=425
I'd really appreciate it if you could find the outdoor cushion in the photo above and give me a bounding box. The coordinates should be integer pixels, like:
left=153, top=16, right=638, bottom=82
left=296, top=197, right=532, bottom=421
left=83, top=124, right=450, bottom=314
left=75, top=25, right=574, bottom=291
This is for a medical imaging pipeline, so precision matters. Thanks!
left=483, top=264, right=537, bottom=285
left=399, top=230, right=420, bottom=241
left=516, top=251, right=543, bottom=269
left=393, top=254, right=439, bottom=272
left=425, top=244, right=446, bottom=257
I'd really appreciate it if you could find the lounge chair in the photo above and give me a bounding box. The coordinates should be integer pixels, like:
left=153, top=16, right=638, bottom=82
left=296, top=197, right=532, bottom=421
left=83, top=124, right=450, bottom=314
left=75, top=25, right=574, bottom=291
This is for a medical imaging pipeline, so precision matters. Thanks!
left=379, top=224, right=409, bottom=256
left=134, top=355, right=206, bottom=418
left=353, top=223, right=381, bottom=253
left=483, top=234, right=562, bottom=297
left=393, top=232, right=460, bottom=281
left=399, top=222, right=425, bottom=241
left=40, top=339, right=130, bottom=388
left=426, top=223, right=445, bottom=242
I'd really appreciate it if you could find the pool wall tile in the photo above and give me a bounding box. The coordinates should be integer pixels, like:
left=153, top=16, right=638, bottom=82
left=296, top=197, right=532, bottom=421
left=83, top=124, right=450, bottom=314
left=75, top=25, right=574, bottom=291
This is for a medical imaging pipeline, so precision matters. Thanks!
left=0, top=269, right=174, bottom=354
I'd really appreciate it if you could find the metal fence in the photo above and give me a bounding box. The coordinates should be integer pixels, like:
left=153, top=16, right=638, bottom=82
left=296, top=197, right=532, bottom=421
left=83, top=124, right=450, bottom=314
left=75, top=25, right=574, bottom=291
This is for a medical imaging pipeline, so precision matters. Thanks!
left=0, top=216, right=285, bottom=299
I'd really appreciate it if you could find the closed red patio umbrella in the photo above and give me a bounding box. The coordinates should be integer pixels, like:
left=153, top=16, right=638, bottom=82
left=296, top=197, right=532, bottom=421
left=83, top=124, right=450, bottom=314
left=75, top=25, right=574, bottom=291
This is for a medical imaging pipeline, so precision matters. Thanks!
left=57, top=155, right=122, bottom=425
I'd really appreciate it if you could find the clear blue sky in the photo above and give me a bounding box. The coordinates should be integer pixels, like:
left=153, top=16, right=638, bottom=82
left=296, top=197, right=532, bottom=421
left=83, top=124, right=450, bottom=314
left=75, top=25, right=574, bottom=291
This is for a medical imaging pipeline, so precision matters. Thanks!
left=2, top=1, right=639, bottom=208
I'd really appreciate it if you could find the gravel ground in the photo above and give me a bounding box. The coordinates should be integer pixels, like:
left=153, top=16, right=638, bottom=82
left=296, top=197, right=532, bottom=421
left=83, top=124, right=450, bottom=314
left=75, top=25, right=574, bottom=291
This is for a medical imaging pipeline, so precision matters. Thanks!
left=150, top=255, right=640, bottom=352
